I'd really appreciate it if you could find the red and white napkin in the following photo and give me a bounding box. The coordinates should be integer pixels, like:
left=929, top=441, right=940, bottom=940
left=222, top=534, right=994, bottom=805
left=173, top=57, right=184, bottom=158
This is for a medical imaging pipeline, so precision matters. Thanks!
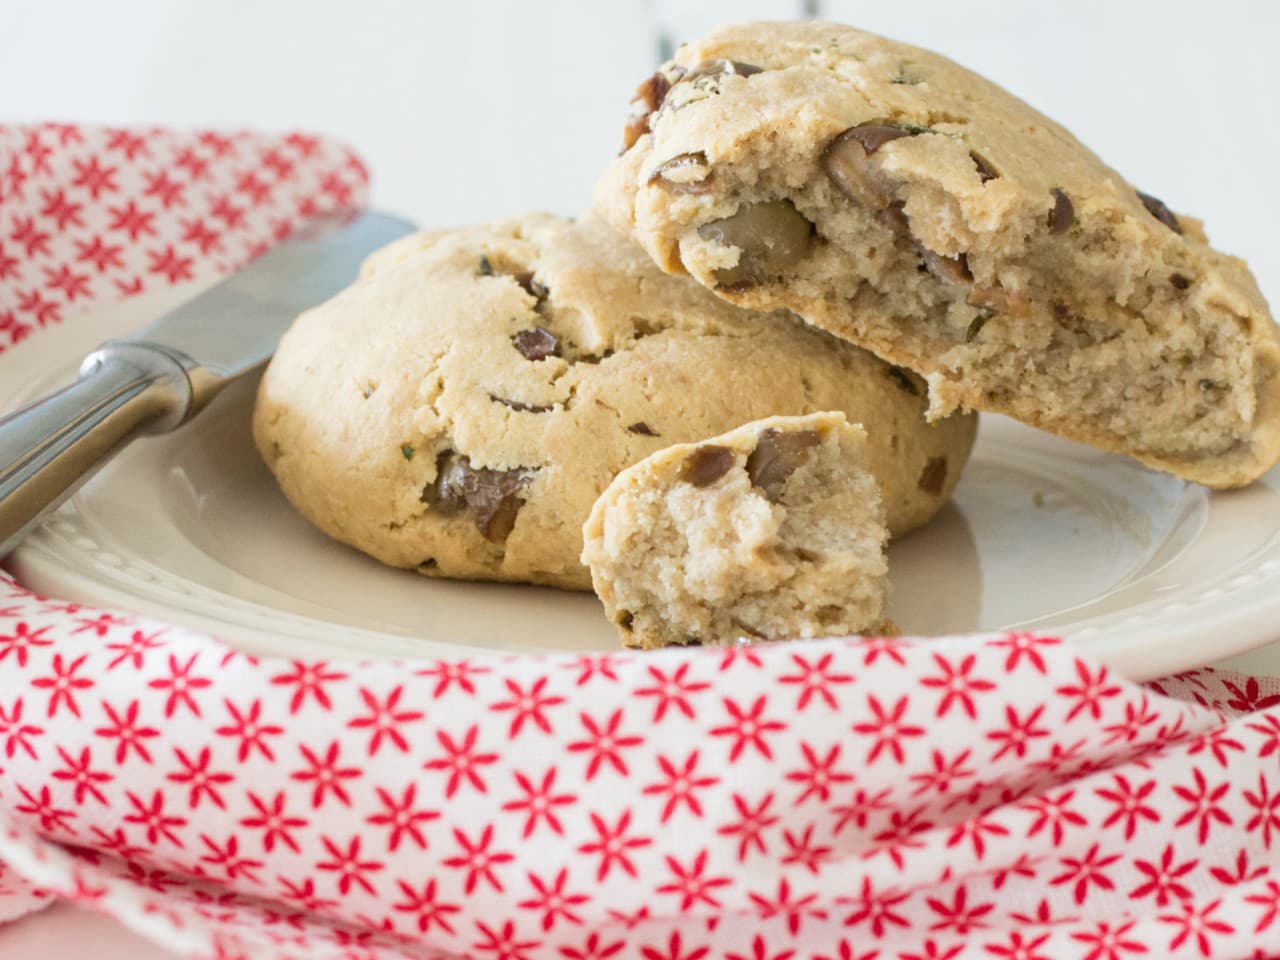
left=2, top=124, right=1280, bottom=960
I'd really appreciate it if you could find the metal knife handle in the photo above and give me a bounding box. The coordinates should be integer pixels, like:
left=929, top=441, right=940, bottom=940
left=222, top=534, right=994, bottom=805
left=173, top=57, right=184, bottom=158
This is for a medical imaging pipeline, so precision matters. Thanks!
left=0, top=342, right=194, bottom=557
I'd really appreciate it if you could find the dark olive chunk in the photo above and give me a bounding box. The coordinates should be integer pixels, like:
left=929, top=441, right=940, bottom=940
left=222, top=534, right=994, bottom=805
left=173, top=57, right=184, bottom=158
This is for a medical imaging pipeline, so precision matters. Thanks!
left=969, top=283, right=1031, bottom=319
left=1170, top=273, right=1190, bottom=291
left=887, top=366, right=921, bottom=396
left=917, top=457, right=948, bottom=495
left=622, top=71, right=673, bottom=150
left=877, top=202, right=911, bottom=237
left=681, top=445, right=736, bottom=487
left=485, top=497, right=523, bottom=542
left=513, top=272, right=549, bottom=301
left=840, top=124, right=917, bottom=154
left=920, top=249, right=973, bottom=285
left=648, top=151, right=712, bottom=194
left=635, top=71, right=671, bottom=113
left=1048, top=188, right=1074, bottom=235
left=822, top=124, right=926, bottom=208
left=477, top=256, right=549, bottom=302
left=681, top=60, right=764, bottom=83
left=424, top=452, right=533, bottom=542
left=1137, top=190, right=1183, bottom=234
left=627, top=422, right=659, bottom=436
left=698, top=200, right=813, bottom=287
left=825, top=134, right=890, bottom=206
left=970, top=151, right=999, bottom=183
left=512, top=327, right=559, bottom=361
left=746, top=428, right=822, bottom=501
left=622, top=115, right=650, bottom=152
left=490, top=395, right=553, bottom=414
left=890, top=61, right=923, bottom=86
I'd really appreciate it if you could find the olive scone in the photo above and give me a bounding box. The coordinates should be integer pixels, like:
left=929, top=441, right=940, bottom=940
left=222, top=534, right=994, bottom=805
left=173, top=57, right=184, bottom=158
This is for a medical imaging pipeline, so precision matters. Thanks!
left=254, top=214, right=975, bottom=589
left=596, top=20, right=1280, bottom=488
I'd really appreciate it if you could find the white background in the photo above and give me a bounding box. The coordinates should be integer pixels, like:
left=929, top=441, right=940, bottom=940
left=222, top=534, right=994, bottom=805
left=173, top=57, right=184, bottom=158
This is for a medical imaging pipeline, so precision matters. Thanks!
left=2, top=1, right=1279, bottom=956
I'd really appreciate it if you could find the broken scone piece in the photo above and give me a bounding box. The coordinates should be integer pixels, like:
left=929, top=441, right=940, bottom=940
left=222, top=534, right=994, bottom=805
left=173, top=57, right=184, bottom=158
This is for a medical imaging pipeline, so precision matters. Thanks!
left=597, top=20, right=1280, bottom=488
left=582, top=412, right=888, bottom=649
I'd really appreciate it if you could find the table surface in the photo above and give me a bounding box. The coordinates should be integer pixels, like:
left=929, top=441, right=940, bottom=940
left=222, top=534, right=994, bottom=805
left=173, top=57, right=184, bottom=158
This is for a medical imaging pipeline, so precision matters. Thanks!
left=4, top=0, right=1279, bottom=955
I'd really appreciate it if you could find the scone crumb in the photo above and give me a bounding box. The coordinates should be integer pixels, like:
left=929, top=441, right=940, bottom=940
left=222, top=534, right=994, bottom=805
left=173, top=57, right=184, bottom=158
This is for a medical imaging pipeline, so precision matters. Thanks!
left=582, top=412, right=890, bottom=649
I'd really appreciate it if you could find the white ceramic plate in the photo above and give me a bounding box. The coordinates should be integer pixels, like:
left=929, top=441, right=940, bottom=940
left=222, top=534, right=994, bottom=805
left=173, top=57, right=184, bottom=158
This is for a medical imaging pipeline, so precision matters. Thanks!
left=5, top=284, right=1280, bottom=680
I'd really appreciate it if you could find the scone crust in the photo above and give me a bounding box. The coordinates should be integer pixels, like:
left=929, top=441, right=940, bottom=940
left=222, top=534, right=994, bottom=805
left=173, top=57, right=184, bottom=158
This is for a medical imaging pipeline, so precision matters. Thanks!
left=596, top=20, right=1280, bottom=488
left=253, top=213, right=975, bottom=590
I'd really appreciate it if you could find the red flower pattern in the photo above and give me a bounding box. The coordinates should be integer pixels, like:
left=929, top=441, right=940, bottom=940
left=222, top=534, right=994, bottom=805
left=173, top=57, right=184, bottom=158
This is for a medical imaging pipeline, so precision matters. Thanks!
left=30, top=652, right=93, bottom=717
left=518, top=867, right=590, bottom=931
left=346, top=685, right=424, bottom=755
left=364, top=783, right=438, bottom=852
left=238, top=791, right=307, bottom=854
left=490, top=676, right=566, bottom=738
left=166, top=746, right=233, bottom=810
left=566, top=709, right=644, bottom=778
left=500, top=767, right=577, bottom=838
left=717, top=791, right=781, bottom=861
left=50, top=746, right=112, bottom=806
left=423, top=724, right=499, bottom=797
left=655, top=849, right=732, bottom=911
left=641, top=750, right=719, bottom=822
left=1131, top=844, right=1198, bottom=906
left=289, top=743, right=361, bottom=813
left=391, top=877, right=461, bottom=934
left=852, top=693, right=925, bottom=763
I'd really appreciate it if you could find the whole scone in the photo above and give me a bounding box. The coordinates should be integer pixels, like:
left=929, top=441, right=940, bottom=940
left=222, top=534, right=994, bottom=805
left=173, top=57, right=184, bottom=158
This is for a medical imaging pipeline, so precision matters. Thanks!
left=253, top=213, right=975, bottom=590
left=596, top=21, right=1280, bottom=488
left=582, top=412, right=889, bottom=648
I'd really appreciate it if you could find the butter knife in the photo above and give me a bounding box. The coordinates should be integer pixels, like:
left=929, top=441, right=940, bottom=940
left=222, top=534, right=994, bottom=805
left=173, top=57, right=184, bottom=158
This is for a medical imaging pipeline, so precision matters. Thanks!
left=0, top=211, right=416, bottom=556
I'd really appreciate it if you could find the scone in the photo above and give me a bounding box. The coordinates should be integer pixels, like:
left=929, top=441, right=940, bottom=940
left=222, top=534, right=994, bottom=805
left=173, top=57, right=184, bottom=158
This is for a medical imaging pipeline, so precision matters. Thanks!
left=596, top=21, right=1280, bottom=488
left=582, top=412, right=888, bottom=648
left=254, top=214, right=975, bottom=591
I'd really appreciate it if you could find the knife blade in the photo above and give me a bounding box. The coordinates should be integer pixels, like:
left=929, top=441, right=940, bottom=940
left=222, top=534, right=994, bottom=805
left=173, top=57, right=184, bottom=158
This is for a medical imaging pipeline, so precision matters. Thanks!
left=131, top=211, right=415, bottom=387
left=0, top=211, right=417, bottom=556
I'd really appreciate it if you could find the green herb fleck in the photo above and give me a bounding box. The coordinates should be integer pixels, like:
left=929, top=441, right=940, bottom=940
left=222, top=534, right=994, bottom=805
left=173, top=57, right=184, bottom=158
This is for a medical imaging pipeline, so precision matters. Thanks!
left=401, top=444, right=415, bottom=460
left=478, top=255, right=494, bottom=276
left=891, top=60, right=923, bottom=85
